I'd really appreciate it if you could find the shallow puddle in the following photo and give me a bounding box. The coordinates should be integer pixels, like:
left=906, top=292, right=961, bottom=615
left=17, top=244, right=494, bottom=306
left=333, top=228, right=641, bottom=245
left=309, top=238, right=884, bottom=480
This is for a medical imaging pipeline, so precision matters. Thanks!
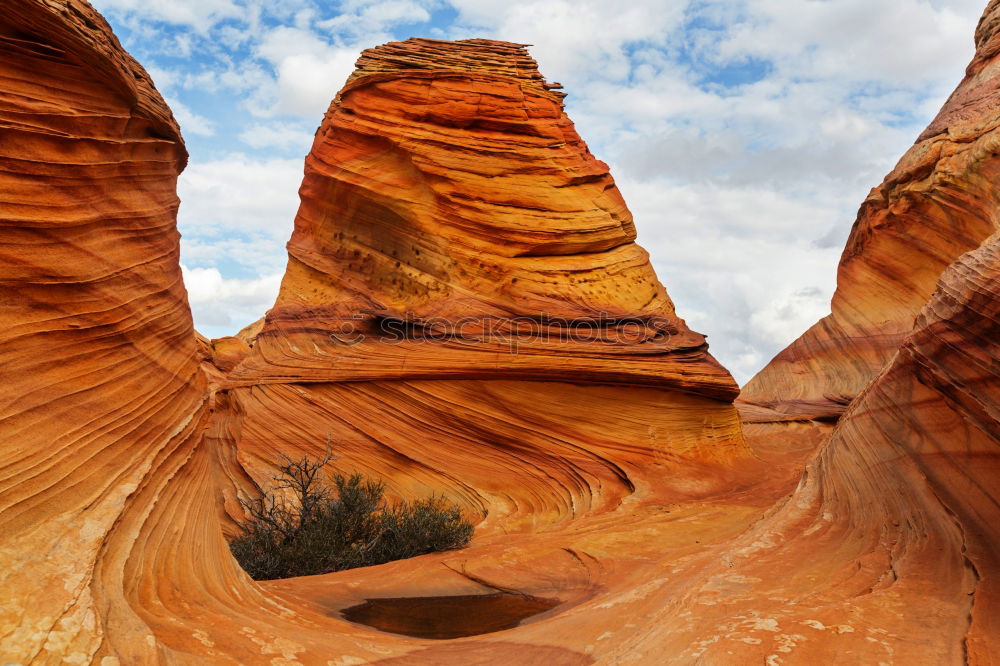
left=340, top=592, right=561, bottom=639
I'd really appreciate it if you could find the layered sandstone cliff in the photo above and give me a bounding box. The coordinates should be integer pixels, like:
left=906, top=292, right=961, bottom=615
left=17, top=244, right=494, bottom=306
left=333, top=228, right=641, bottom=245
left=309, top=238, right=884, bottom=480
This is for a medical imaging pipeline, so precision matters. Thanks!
left=0, top=7, right=751, bottom=662
left=631, top=232, right=1000, bottom=664
left=1, top=0, right=998, bottom=664
left=741, top=0, right=1000, bottom=422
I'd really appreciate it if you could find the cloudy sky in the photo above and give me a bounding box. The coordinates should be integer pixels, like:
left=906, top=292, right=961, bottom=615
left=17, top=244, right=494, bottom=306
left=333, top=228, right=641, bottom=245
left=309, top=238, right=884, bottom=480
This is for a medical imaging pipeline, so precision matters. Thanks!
left=91, top=0, right=985, bottom=384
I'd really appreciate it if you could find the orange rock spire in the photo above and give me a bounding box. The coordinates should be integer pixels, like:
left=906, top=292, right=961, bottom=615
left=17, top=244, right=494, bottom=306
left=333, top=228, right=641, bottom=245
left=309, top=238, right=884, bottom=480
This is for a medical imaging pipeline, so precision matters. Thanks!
left=231, top=37, right=738, bottom=400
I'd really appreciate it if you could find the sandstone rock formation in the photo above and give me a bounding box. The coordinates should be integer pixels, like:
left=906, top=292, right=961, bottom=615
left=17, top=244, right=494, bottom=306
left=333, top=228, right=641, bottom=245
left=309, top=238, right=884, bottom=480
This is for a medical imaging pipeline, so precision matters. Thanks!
left=645, top=231, right=1000, bottom=664
left=233, top=37, right=736, bottom=400
left=0, top=0, right=998, bottom=664
left=0, top=2, right=211, bottom=661
left=740, top=0, right=1000, bottom=423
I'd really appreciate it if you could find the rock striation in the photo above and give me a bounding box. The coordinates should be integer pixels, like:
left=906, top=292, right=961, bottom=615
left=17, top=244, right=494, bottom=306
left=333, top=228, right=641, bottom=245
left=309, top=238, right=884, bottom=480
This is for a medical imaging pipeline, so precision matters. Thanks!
left=0, top=1, right=211, bottom=660
left=1, top=0, right=999, bottom=664
left=720, top=3, right=1000, bottom=662
left=200, top=37, right=759, bottom=662
left=634, top=232, right=1000, bottom=664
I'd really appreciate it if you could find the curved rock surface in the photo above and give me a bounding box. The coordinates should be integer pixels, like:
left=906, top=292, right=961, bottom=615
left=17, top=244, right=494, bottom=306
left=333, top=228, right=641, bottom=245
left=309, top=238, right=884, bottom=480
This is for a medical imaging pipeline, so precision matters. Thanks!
left=0, top=1, right=210, bottom=660
left=1, top=1, right=999, bottom=664
left=640, top=232, right=1000, bottom=664
left=203, top=37, right=760, bottom=663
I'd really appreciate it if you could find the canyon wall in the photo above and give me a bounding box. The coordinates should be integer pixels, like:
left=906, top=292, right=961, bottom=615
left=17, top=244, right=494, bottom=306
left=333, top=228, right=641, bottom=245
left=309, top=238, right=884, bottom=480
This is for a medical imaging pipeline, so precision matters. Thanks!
left=740, top=0, right=1000, bottom=422
left=0, top=1, right=212, bottom=660
left=633, top=232, right=1000, bottom=664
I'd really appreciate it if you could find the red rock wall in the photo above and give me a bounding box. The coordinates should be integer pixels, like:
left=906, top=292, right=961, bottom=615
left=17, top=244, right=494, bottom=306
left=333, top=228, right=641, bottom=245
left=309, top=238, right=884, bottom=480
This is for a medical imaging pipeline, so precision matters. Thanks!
left=196, top=40, right=759, bottom=663
left=0, top=0, right=212, bottom=660
left=715, top=4, right=1000, bottom=661
left=614, top=233, right=1000, bottom=664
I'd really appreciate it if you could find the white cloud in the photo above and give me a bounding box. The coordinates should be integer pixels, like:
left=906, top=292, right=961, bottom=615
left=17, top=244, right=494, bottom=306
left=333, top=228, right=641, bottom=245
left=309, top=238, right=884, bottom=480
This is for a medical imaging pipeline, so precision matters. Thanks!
left=240, top=3, right=445, bottom=118
left=145, top=65, right=180, bottom=91
left=91, top=0, right=244, bottom=32
left=164, top=97, right=215, bottom=136
left=178, top=154, right=302, bottom=243
left=181, top=265, right=282, bottom=335
left=244, top=26, right=370, bottom=117
left=258, top=50, right=359, bottom=117
left=709, top=0, right=979, bottom=86
left=319, top=0, right=433, bottom=34
left=177, top=156, right=301, bottom=330
left=181, top=65, right=272, bottom=98
left=239, top=122, right=317, bottom=151
left=449, top=0, right=686, bottom=83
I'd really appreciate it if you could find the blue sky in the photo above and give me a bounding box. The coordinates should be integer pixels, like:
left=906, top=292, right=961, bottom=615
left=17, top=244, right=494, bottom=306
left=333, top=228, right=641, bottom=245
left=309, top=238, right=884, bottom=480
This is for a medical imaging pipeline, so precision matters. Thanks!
left=91, top=0, right=985, bottom=384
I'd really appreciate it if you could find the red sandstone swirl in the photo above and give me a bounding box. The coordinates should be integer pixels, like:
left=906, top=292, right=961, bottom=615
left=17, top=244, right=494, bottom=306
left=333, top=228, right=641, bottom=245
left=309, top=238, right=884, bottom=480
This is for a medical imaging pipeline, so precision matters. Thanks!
left=1, top=1, right=999, bottom=664
left=0, top=1, right=210, bottom=660
left=612, top=234, right=1000, bottom=664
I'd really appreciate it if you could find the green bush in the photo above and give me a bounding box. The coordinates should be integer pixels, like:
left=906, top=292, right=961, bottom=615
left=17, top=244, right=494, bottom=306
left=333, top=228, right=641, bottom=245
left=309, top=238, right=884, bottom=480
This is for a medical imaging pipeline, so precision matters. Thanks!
left=229, top=451, right=474, bottom=581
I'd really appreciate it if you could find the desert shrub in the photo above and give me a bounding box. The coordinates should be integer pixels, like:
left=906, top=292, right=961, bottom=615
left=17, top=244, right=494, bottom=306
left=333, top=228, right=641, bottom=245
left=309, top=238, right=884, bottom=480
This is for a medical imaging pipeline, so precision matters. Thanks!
left=229, top=451, right=474, bottom=580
